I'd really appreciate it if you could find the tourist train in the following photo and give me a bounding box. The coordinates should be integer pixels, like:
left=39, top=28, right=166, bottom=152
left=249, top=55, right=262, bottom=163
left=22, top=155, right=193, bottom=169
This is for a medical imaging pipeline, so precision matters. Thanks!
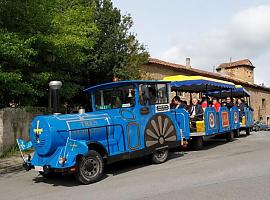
left=17, top=76, right=253, bottom=184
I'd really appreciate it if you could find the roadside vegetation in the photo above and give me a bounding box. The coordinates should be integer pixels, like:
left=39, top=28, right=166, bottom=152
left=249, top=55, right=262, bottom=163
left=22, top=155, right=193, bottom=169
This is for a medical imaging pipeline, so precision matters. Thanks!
left=0, top=0, right=149, bottom=109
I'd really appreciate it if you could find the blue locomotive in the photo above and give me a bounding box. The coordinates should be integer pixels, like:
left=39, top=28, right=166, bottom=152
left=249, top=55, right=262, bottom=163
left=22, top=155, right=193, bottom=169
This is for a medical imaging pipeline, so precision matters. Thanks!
left=19, top=81, right=188, bottom=184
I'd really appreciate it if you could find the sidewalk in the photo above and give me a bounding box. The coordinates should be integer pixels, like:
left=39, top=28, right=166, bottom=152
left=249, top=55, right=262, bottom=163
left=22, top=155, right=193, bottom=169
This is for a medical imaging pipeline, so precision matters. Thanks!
left=0, top=155, right=23, bottom=174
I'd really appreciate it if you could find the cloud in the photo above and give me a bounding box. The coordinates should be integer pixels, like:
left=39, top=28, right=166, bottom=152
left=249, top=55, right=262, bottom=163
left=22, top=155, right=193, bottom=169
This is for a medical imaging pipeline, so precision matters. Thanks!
left=161, top=5, right=270, bottom=85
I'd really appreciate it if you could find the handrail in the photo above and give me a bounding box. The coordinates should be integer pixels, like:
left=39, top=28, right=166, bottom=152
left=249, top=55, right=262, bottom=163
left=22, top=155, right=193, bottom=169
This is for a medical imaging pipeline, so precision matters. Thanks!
left=57, top=124, right=126, bottom=155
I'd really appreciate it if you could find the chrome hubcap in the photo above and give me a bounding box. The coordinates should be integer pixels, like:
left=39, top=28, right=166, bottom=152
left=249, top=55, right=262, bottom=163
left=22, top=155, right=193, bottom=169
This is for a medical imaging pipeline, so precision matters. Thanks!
left=81, top=157, right=99, bottom=179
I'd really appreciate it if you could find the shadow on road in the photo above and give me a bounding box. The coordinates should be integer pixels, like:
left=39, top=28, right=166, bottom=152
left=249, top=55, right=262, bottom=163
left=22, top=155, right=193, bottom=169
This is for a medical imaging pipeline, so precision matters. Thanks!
left=33, top=174, right=80, bottom=187
left=31, top=150, right=186, bottom=187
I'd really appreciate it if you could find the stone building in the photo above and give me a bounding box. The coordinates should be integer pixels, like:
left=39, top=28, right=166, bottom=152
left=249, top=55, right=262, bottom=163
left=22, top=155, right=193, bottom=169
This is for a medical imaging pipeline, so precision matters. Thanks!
left=141, top=58, right=270, bottom=124
left=216, top=59, right=255, bottom=83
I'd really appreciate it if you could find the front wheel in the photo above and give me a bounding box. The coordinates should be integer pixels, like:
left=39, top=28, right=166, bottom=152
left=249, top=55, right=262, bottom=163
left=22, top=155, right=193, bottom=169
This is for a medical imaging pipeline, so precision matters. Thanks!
left=76, top=150, right=104, bottom=184
left=151, top=149, right=169, bottom=164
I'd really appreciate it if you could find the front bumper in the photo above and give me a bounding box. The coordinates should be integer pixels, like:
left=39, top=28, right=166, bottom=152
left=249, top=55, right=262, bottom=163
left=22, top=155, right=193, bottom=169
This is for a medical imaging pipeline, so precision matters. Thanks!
left=21, top=139, right=88, bottom=173
left=24, top=146, right=81, bottom=172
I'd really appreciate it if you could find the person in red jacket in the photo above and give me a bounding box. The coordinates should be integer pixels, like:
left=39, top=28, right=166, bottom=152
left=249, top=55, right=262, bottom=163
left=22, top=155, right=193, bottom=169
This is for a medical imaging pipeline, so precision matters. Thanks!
left=212, top=98, right=221, bottom=112
left=201, top=97, right=208, bottom=110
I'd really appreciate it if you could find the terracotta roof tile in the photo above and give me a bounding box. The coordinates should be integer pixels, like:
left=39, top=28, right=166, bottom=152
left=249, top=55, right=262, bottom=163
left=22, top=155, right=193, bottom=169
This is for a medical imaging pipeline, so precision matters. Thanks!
left=217, top=59, right=255, bottom=69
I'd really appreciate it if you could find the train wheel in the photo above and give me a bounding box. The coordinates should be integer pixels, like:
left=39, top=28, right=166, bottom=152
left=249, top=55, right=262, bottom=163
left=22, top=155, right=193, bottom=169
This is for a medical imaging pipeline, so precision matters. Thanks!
left=151, top=149, right=169, bottom=164
left=191, top=136, right=203, bottom=151
left=226, top=131, right=234, bottom=142
left=246, top=128, right=251, bottom=136
left=76, top=150, right=104, bottom=184
left=233, top=129, right=240, bottom=138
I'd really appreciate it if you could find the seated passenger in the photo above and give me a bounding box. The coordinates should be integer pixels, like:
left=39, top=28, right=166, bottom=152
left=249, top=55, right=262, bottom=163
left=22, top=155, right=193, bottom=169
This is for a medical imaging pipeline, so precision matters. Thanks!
left=237, top=98, right=245, bottom=111
left=148, top=87, right=157, bottom=104
left=188, top=98, right=204, bottom=132
left=172, top=96, right=187, bottom=110
left=212, top=98, right=221, bottom=112
left=201, top=97, right=208, bottom=110
left=112, top=96, right=122, bottom=108
left=223, top=97, right=234, bottom=110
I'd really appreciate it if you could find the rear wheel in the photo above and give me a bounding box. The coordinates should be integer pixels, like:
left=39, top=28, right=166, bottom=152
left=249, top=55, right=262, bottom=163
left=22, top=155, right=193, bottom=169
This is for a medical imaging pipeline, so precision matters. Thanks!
left=76, top=150, right=104, bottom=184
left=226, top=131, right=234, bottom=142
left=191, top=136, right=203, bottom=151
left=233, top=129, right=240, bottom=138
left=151, top=149, right=169, bottom=164
left=246, top=128, right=251, bottom=136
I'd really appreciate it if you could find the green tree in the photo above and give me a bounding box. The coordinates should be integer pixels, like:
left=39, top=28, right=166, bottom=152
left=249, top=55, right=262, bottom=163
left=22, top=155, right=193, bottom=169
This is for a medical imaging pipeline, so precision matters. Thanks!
left=85, top=0, right=149, bottom=85
left=0, top=0, right=149, bottom=108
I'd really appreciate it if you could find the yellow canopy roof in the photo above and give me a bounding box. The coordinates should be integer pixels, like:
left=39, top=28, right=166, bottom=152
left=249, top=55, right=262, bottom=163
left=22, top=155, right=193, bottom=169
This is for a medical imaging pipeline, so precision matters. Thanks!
left=163, top=75, right=235, bottom=86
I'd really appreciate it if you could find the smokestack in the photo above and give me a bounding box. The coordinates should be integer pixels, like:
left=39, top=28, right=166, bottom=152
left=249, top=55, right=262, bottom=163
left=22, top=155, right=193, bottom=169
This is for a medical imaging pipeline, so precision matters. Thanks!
left=186, top=58, right=191, bottom=68
left=49, top=81, right=62, bottom=114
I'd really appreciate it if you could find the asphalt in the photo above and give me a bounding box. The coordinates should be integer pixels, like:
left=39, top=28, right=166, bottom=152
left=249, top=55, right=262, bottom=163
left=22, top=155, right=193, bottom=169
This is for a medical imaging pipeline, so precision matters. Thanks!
left=1, top=131, right=270, bottom=200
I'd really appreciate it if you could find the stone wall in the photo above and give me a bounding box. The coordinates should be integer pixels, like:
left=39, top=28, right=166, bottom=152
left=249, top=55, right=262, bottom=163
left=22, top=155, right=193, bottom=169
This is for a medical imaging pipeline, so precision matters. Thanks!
left=217, top=66, right=254, bottom=83
left=247, top=88, right=270, bottom=123
left=0, top=108, right=43, bottom=156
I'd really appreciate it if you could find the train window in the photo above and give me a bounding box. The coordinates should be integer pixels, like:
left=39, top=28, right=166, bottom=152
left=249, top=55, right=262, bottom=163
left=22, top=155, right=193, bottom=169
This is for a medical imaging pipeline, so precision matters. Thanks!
left=139, top=83, right=168, bottom=105
left=156, top=84, right=168, bottom=104
left=94, top=85, right=135, bottom=110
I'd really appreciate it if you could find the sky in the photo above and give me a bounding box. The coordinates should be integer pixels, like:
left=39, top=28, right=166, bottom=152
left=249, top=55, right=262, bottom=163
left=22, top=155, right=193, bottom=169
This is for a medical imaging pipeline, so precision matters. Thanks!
left=112, top=0, right=270, bottom=86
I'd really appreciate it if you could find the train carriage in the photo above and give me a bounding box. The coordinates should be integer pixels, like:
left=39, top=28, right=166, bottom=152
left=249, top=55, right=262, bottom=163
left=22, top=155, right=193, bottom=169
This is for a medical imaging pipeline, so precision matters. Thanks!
left=208, top=85, right=254, bottom=136
left=163, top=75, right=240, bottom=150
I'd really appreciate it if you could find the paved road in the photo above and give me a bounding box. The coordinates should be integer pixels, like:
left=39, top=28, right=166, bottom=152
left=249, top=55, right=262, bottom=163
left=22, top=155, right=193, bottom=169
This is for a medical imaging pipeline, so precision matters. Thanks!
left=1, top=131, right=270, bottom=200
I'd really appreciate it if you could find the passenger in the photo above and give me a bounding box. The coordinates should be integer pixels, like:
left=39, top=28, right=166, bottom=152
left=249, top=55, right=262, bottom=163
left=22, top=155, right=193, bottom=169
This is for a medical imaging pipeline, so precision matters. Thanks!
left=221, top=98, right=226, bottom=107
left=223, top=97, right=234, bottom=110
left=172, top=96, right=187, bottom=110
left=188, top=98, right=204, bottom=132
left=182, top=100, right=188, bottom=107
left=212, top=98, right=221, bottom=112
left=201, top=97, right=208, bottom=110
left=237, top=98, right=245, bottom=120
left=170, top=98, right=175, bottom=109
left=112, top=96, right=122, bottom=108
left=148, top=87, right=157, bottom=104
left=237, top=99, right=245, bottom=111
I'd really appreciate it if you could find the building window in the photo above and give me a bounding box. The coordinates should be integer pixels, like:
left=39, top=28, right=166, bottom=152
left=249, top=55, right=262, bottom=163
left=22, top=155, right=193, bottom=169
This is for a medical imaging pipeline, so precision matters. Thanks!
left=262, top=98, right=266, bottom=109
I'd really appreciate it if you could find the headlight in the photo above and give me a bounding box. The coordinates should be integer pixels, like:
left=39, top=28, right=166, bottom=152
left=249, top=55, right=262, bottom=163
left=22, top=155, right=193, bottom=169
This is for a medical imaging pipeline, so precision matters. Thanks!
left=59, top=157, right=66, bottom=165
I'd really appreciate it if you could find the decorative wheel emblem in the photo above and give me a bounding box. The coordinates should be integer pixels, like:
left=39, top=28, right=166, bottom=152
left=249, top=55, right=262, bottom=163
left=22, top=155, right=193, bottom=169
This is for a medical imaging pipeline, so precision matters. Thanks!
left=234, top=111, right=238, bottom=123
left=209, top=113, right=215, bottom=128
left=144, top=114, right=177, bottom=147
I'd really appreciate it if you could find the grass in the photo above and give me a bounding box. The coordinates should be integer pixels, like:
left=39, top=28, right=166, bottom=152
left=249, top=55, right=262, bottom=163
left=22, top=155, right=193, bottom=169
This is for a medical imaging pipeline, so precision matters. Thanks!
left=0, top=145, right=34, bottom=159
left=0, top=145, right=20, bottom=159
